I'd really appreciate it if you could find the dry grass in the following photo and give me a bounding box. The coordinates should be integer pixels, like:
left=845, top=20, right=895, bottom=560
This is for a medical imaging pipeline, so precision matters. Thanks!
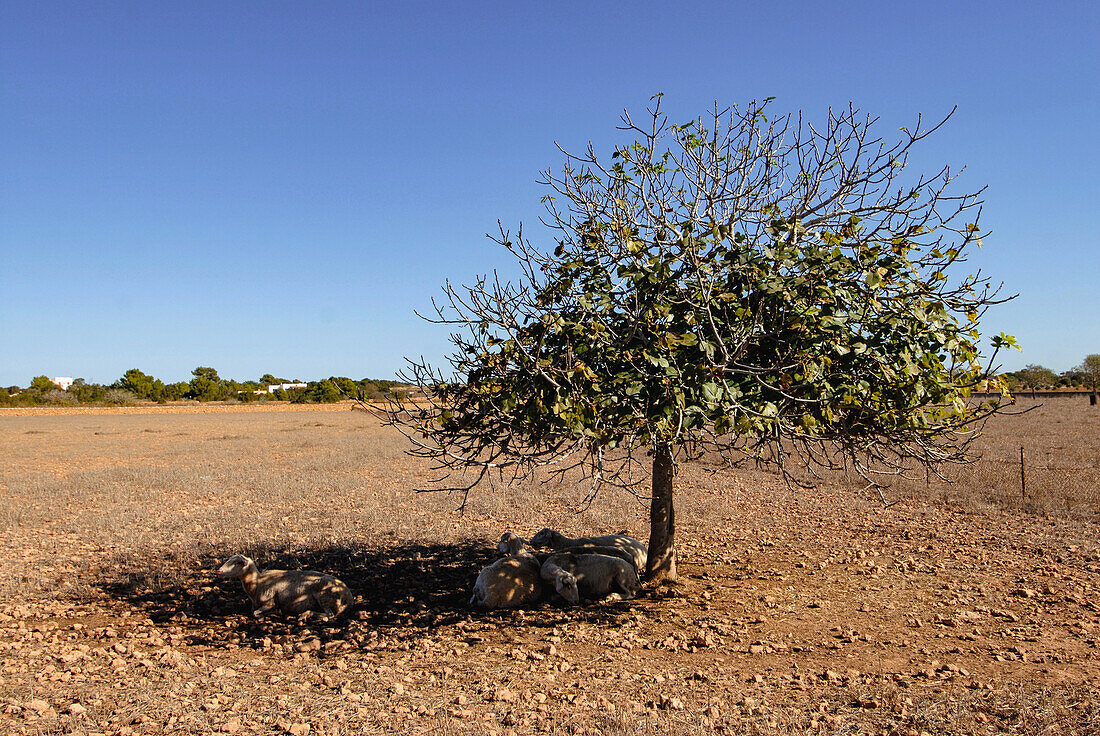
left=0, top=400, right=1097, bottom=735
left=858, top=396, right=1100, bottom=522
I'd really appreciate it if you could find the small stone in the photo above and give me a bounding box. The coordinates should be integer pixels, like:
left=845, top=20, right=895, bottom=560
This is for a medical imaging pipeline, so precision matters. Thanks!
left=222, top=717, right=242, bottom=733
left=287, top=724, right=310, bottom=736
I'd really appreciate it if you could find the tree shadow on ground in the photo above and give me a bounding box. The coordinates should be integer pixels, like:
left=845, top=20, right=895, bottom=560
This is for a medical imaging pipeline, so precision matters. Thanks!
left=93, top=540, right=641, bottom=654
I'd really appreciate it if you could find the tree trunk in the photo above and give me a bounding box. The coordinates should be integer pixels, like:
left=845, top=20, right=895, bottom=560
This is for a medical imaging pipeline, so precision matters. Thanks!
left=645, top=443, right=677, bottom=583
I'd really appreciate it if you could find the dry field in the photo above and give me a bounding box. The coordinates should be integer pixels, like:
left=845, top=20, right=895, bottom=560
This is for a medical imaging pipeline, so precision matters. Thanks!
left=0, top=398, right=1097, bottom=735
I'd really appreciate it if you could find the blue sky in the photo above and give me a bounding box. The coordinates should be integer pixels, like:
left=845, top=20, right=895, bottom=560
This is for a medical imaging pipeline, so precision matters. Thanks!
left=2, top=1, right=1097, bottom=385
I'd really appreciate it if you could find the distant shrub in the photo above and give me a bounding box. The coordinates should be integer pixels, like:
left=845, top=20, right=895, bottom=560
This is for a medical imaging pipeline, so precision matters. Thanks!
left=357, top=379, right=408, bottom=402
left=117, top=368, right=167, bottom=401
left=0, top=372, right=406, bottom=406
left=0, top=390, right=38, bottom=407
left=306, top=380, right=342, bottom=403
left=29, top=376, right=55, bottom=393
left=103, top=389, right=137, bottom=406
left=70, top=381, right=109, bottom=403
left=163, top=382, right=189, bottom=401
left=43, top=389, right=78, bottom=406
left=285, top=387, right=309, bottom=404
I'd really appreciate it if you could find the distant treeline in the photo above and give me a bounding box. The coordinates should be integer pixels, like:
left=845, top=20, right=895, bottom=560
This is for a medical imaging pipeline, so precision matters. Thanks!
left=0, top=367, right=408, bottom=407
left=1000, top=363, right=1098, bottom=393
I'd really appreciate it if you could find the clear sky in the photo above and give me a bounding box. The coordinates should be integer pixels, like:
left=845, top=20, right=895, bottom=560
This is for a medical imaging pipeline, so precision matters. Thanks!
left=2, top=1, right=1097, bottom=386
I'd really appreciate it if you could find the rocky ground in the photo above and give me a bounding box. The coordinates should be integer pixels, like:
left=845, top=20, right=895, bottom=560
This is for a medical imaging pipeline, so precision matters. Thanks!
left=1, top=402, right=1097, bottom=735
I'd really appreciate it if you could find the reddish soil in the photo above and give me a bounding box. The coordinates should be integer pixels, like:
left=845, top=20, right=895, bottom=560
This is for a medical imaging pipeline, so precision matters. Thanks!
left=1, top=400, right=1097, bottom=735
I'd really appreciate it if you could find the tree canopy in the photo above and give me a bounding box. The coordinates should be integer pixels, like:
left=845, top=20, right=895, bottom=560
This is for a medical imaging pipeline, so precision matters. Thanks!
left=1009, top=364, right=1060, bottom=391
left=120, top=368, right=166, bottom=401
left=390, top=96, right=1017, bottom=581
left=29, top=376, right=55, bottom=393
left=1078, top=354, right=1100, bottom=393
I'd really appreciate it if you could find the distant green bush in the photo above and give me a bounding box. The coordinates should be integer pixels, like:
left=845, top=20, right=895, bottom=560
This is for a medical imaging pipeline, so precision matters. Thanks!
left=4, top=369, right=408, bottom=406
left=0, top=390, right=39, bottom=407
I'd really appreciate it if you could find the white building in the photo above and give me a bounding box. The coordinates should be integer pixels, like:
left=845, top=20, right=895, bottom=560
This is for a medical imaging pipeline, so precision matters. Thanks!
left=51, top=377, right=73, bottom=391
left=267, top=383, right=307, bottom=393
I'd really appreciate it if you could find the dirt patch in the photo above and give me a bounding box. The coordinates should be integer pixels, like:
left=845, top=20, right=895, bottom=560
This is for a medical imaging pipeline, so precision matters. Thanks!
left=0, top=400, right=1097, bottom=734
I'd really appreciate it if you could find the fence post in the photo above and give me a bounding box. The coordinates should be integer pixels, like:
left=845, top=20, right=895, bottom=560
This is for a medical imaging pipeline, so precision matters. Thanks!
left=1019, top=446, right=1027, bottom=501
